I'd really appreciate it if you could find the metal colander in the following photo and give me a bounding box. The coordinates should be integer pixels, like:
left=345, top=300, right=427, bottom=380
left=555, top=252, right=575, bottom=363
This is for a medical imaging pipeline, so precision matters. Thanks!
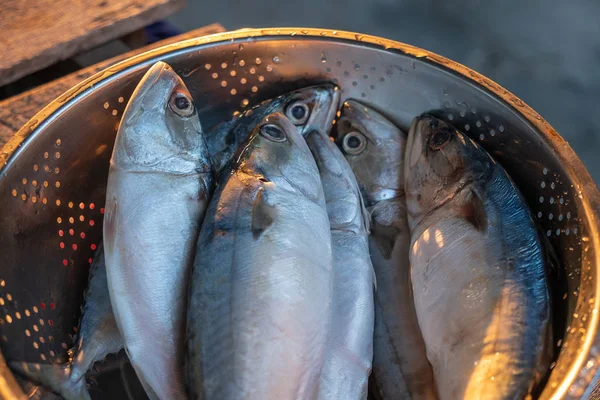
left=0, top=28, right=599, bottom=399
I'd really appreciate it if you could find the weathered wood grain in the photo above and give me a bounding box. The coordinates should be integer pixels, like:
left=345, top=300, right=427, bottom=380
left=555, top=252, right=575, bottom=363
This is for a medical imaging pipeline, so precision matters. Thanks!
left=0, top=23, right=225, bottom=149
left=0, top=0, right=187, bottom=86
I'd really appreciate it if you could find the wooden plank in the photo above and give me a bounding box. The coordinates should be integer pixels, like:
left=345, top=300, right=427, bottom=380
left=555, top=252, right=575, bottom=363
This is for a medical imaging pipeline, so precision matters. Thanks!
left=0, top=0, right=187, bottom=86
left=0, top=23, right=226, bottom=149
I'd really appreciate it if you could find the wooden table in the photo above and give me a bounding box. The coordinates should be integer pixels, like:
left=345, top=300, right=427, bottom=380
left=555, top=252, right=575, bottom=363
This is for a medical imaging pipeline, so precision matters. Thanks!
left=0, top=0, right=186, bottom=86
left=0, top=23, right=226, bottom=149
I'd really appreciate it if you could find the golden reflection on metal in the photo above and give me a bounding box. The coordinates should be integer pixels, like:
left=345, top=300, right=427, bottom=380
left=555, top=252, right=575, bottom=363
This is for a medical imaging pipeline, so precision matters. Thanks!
left=0, top=351, right=25, bottom=400
left=95, top=144, right=108, bottom=156
left=0, top=27, right=597, bottom=400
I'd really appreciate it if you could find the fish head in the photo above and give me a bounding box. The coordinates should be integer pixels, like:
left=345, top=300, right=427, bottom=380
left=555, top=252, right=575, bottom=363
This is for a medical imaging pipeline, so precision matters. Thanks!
left=281, top=84, right=341, bottom=137
left=111, top=61, right=211, bottom=174
left=335, top=100, right=407, bottom=206
left=207, top=84, right=338, bottom=173
left=237, top=112, right=323, bottom=202
left=405, top=115, right=491, bottom=224
left=305, top=125, right=368, bottom=232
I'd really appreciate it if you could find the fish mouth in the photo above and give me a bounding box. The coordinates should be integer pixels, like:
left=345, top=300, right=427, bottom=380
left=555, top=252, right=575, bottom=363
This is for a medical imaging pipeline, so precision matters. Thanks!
left=335, top=100, right=367, bottom=141
left=340, top=99, right=366, bottom=119
left=405, top=116, right=424, bottom=183
left=122, top=62, right=179, bottom=125
left=315, top=84, right=341, bottom=135
left=336, top=99, right=401, bottom=143
left=133, top=62, right=174, bottom=101
left=288, top=84, right=340, bottom=137
left=404, top=115, right=434, bottom=221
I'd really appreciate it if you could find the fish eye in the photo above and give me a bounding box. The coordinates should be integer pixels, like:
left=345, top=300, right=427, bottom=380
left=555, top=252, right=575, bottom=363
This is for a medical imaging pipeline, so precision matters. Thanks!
left=429, top=128, right=452, bottom=150
left=169, top=91, right=195, bottom=117
left=260, top=124, right=287, bottom=142
left=342, top=131, right=367, bottom=155
left=427, top=117, right=439, bottom=128
left=285, top=101, right=310, bottom=125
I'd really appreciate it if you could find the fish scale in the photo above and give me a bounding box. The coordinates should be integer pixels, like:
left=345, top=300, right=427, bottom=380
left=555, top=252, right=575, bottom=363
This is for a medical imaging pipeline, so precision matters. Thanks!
left=103, top=61, right=214, bottom=400
left=0, top=28, right=595, bottom=400
left=306, top=120, right=374, bottom=400
left=405, top=115, right=551, bottom=400
left=335, top=100, right=438, bottom=400
left=186, top=112, right=333, bottom=400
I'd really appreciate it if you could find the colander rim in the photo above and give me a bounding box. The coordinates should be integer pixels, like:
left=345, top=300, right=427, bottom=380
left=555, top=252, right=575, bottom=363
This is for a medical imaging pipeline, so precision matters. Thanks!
left=1, top=27, right=599, bottom=399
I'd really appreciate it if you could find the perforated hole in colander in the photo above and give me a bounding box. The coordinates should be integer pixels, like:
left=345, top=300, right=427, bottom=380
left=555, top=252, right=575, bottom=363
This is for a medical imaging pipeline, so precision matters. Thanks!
left=0, top=30, right=597, bottom=398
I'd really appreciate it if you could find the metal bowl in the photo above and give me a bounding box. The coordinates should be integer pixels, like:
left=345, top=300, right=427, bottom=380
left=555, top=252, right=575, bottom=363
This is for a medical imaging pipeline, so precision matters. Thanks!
left=0, top=28, right=599, bottom=399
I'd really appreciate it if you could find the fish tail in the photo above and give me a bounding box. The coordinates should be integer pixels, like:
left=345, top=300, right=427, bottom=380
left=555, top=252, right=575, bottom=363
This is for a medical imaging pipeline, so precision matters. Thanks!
left=9, top=361, right=91, bottom=400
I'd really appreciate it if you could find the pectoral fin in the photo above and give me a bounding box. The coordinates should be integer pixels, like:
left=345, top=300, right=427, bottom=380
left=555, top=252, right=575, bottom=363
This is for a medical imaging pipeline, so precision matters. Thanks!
left=460, top=189, right=488, bottom=232
left=252, top=187, right=276, bottom=240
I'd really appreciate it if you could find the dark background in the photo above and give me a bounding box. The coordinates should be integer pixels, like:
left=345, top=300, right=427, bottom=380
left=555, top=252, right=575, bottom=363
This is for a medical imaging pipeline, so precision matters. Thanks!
left=167, top=0, right=600, bottom=183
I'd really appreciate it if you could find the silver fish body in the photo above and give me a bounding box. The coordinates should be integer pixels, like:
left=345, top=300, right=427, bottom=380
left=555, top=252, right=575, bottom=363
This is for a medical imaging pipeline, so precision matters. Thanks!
left=306, top=121, right=374, bottom=399
left=206, top=84, right=340, bottom=173
left=186, top=112, right=332, bottom=400
left=11, top=245, right=122, bottom=400
left=103, top=61, right=213, bottom=400
left=336, top=100, right=438, bottom=400
left=405, top=115, right=551, bottom=400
